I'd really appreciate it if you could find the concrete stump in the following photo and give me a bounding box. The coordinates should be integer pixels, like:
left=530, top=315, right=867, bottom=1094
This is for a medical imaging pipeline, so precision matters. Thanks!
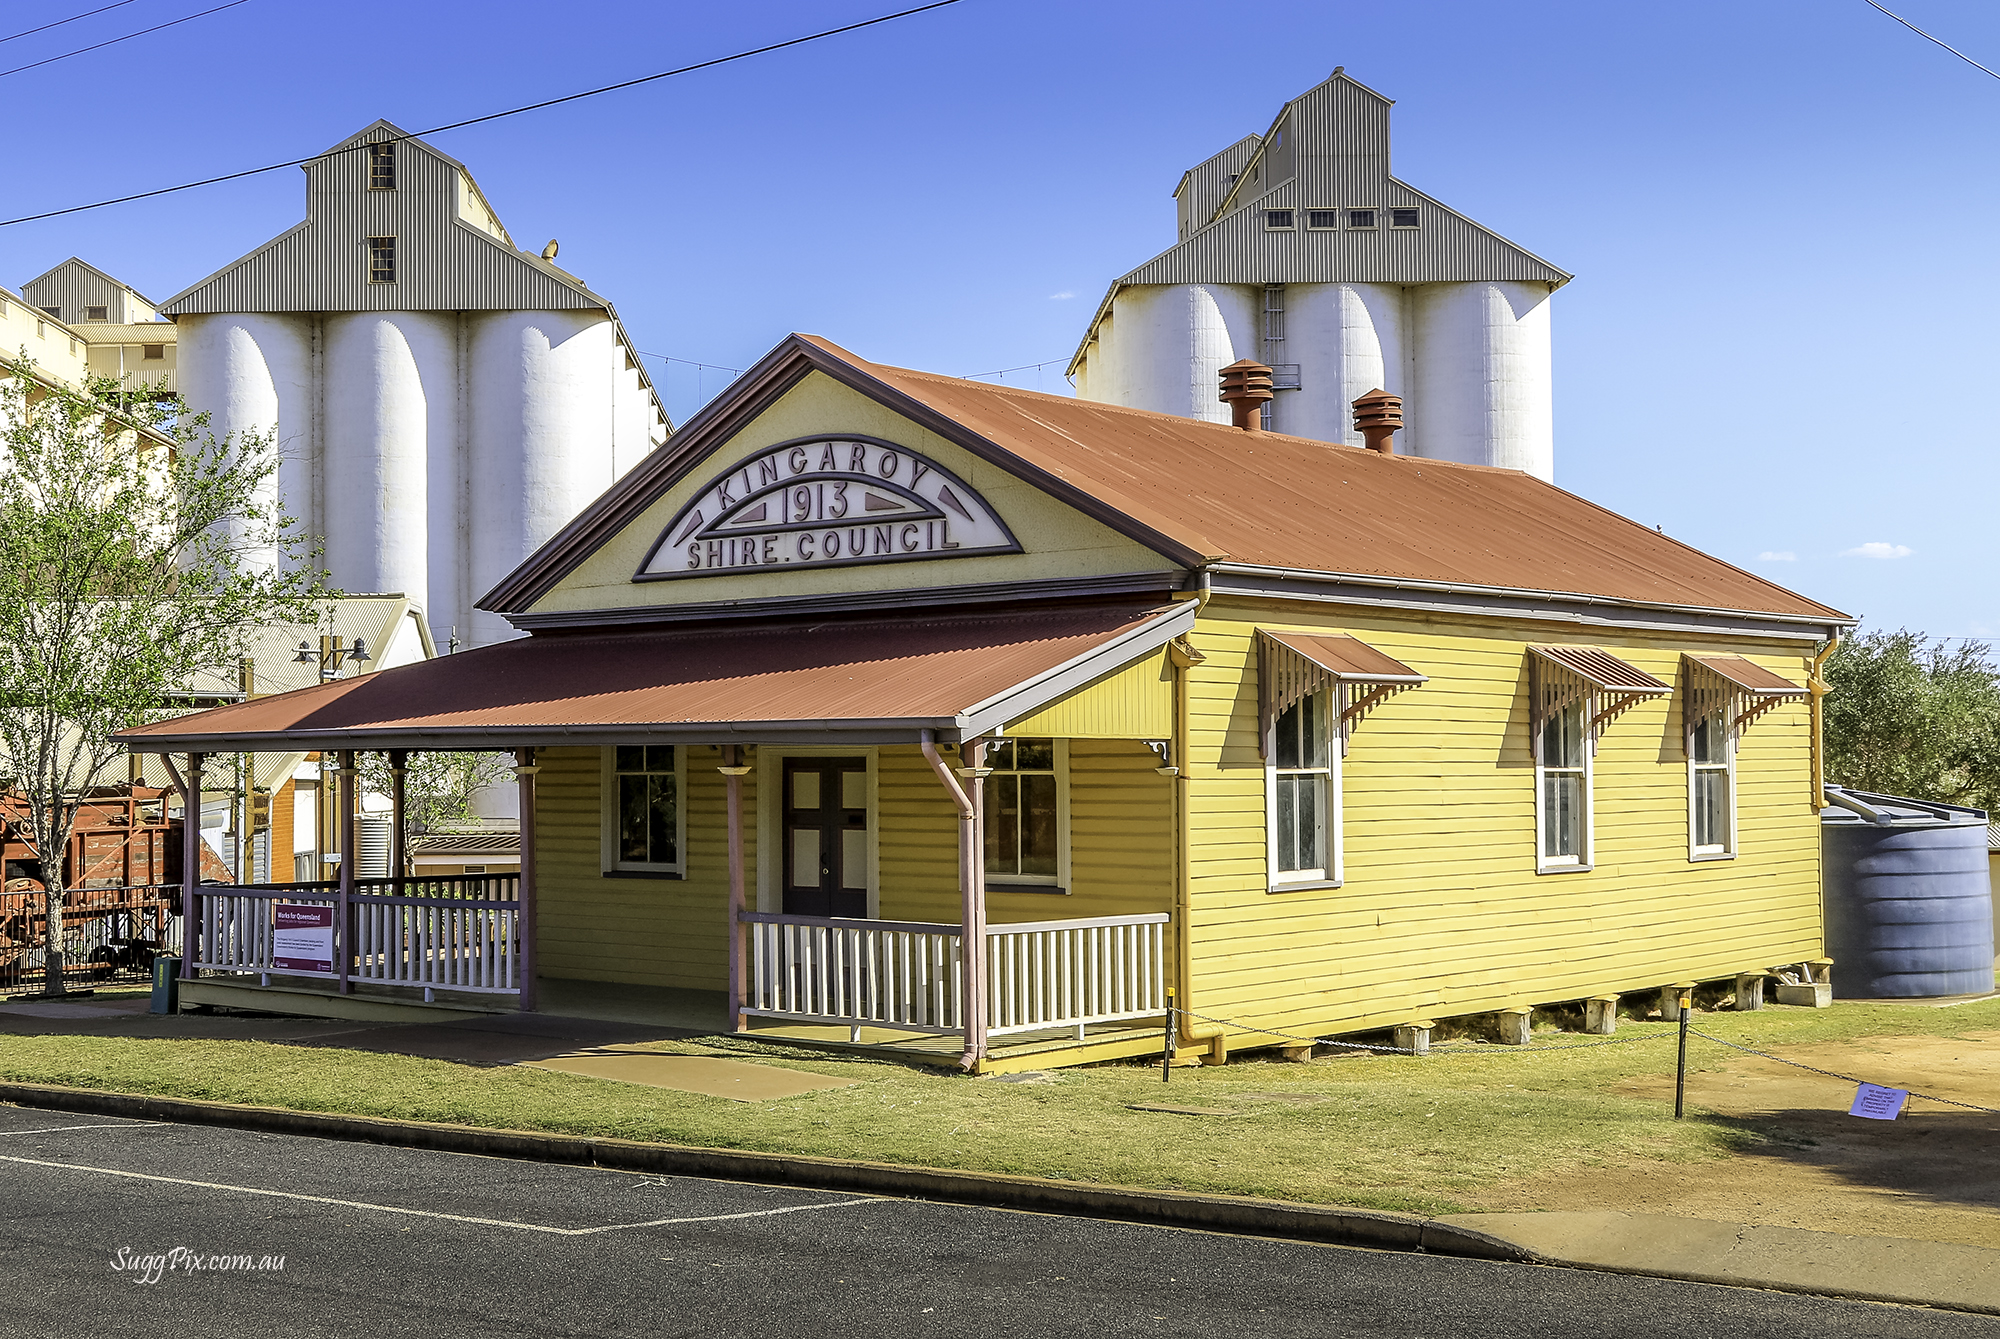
left=1496, top=1008, right=1533, bottom=1046
left=1584, top=995, right=1618, bottom=1035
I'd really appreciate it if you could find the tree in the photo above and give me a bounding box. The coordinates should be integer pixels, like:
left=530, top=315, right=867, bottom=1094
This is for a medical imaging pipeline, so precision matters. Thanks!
left=0, top=361, right=328, bottom=994
left=1823, top=628, right=2000, bottom=812
left=358, top=750, right=515, bottom=840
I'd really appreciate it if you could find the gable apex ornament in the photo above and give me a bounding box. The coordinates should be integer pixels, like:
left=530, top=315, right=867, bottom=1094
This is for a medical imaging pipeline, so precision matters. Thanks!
left=636, top=435, right=1020, bottom=582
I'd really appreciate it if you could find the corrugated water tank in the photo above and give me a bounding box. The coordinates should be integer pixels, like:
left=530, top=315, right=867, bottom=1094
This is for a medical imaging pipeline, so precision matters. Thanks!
left=1821, top=788, right=1994, bottom=999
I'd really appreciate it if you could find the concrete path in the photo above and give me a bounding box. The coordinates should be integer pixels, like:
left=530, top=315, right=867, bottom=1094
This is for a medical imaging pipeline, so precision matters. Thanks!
left=1445, top=1210, right=2000, bottom=1315
left=3, top=1105, right=1993, bottom=1339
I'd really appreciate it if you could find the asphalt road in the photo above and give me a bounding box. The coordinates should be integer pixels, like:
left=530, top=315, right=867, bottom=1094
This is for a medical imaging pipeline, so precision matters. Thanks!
left=0, top=1103, right=1993, bottom=1339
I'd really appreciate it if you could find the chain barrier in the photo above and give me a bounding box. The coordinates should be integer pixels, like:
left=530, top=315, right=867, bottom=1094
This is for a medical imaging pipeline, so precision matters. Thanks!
left=1166, top=1005, right=1679, bottom=1058
left=1687, top=1027, right=2000, bottom=1116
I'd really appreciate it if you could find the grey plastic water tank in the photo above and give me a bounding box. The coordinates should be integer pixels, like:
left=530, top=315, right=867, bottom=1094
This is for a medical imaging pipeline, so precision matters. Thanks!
left=1821, top=788, right=1995, bottom=999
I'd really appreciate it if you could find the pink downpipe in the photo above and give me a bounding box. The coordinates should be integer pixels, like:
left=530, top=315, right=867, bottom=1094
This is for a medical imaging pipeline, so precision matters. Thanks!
left=922, top=729, right=986, bottom=1069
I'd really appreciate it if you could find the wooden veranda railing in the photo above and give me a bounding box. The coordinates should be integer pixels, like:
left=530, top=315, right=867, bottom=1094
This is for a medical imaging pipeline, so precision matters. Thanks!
left=741, top=911, right=1169, bottom=1041
left=191, top=874, right=521, bottom=995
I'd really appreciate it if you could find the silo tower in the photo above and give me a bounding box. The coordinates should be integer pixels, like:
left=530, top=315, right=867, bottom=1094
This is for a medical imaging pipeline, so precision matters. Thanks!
left=1070, top=70, right=1569, bottom=480
left=163, top=121, right=670, bottom=648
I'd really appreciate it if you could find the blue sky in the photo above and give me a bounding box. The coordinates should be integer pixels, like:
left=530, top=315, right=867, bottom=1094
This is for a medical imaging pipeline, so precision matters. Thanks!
left=4, top=0, right=1994, bottom=641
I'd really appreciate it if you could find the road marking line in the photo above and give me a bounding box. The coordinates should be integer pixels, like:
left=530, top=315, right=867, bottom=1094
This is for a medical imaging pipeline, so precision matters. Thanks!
left=0, top=1121, right=168, bottom=1136
left=0, top=1153, right=881, bottom=1236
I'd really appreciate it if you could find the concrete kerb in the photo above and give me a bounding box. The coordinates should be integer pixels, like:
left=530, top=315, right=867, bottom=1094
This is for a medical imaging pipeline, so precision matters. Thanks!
left=7, top=1081, right=1996, bottom=1315
left=0, top=1080, right=1524, bottom=1262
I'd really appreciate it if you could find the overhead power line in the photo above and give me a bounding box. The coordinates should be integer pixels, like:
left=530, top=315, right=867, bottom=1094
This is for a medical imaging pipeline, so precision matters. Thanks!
left=0, top=0, right=256, bottom=81
left=963, top=356, right=1065, bottom=380
left=0, top=0, right=142, bottom=47
left=1864, top=0, right=2000, bottom=81
left=0, top=0, right=966, bottom=229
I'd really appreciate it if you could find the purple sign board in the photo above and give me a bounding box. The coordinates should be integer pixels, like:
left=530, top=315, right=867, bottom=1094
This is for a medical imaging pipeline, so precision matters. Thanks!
left=272, top=902, right=335, bottom=974
left=1848, top=1082, right=1908, bottom=1121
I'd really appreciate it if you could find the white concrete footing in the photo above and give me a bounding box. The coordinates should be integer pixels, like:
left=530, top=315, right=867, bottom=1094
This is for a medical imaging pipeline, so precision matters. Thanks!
left=1773, top=959, right=1834, bottom=1008
left=1392, top=1022, right=1433, bottom=1055
left=1659, top=982, right=1697, bottom=1022
left=1584, top=995, right=1618, bottom=1035
left=1734, top=973, right=1768, bottom=1011
left=1496, top=1007, right=1533, bottom=1045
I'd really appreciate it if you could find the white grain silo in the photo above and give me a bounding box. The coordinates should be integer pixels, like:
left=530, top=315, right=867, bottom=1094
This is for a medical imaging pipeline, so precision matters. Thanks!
left=1071, top=71, right=1569, bottom=480
left=161, top=121, right=671, bottom=648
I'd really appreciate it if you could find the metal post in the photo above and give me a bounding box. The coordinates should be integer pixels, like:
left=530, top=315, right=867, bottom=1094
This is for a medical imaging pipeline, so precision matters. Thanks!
left=1674, top=988, right=1692, bottom=1119
left=721, top=744, right=750, bottom=1032
left=387, top=751, right=407, bottom=889
left=178, top=753, right=203, bottom=980
left=1162, top=986, right=1175, bottom=1084
left=515, top=748, right=539, bottom=1012
left=336, top=750, right=356, bottom=994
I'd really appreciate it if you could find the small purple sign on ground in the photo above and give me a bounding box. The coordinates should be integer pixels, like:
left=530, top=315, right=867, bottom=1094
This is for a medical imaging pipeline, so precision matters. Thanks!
left=271, top=903, right=335, bottom=974
left=1849, top=1082, right=1908, bottom=1120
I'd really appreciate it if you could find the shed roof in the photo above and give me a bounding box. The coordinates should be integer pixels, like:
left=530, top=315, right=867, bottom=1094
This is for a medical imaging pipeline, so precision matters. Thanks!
left=116, top=600, right=1194, bottom=751
left=489, top=333, right=1851, bottom=630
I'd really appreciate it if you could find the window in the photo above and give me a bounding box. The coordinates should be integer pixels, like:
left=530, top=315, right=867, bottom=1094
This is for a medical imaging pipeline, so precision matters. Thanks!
left=1346, top=208, right=1376, bottom=229
left=84, top=305, right=108, bottom=321
left=1264, top=209, right=1295, bottom=231
left=602, top=745, right=684, bottom=874
left=1268, top=690, right=1336, bottom=885
left=39, top=306, right=59, bottom=319
left=983, top=738, right=1067, bottom=892
left=1538, top=700, right=1589, bottom=867
left=1689, top=707, right=1734, bottom=858
left=367, top=236, right=397, bottom=284
left=1391, top=207, right=1420, bottom=229
left=142, top=343, right=164, bottom=360
left=368, top=142, right=397, bottom=190
left=1305, top=209, right=1340, bottom=230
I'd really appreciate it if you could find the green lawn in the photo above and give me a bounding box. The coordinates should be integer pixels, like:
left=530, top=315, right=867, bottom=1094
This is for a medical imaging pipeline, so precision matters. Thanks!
left=3, top=999, right=1994, bottom=1217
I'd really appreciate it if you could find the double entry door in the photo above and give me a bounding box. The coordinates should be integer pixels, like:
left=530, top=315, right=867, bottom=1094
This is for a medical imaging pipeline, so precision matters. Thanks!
left=782, top=757, right=868, bottom=918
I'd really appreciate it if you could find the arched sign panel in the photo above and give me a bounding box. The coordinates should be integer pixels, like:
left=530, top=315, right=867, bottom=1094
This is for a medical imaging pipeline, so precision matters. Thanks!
left=636, top=435, right=1020, bottom=581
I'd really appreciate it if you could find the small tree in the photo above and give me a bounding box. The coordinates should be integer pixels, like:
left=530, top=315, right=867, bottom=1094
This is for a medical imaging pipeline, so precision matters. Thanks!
left=1824, top=628, right=2000, bottom=812
left=0, top=361, right=328, bottom=994
left=358, top=750, right=515, bottom=841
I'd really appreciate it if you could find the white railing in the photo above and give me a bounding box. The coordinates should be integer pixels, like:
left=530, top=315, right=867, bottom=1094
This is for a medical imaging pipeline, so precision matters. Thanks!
left=986, top=914, right=1170, bottom=1039
left=191, top=882, right=520, bottom=995
left=742, top=910, right=1169, bottom=1041
left=743, top=914, right=965, bottom=1034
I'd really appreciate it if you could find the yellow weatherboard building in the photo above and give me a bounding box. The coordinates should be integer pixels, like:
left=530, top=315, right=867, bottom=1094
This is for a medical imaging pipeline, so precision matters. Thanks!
left=123, top=335, right=1853, bottom=1072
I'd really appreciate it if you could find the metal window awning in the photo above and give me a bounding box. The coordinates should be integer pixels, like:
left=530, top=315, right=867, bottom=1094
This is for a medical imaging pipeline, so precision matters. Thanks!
left=1529, top=645, right=1671, bottom=747
left=1683, top=654, right=1807, bottom=733
left=1257, top=630, right=1427, bottom=757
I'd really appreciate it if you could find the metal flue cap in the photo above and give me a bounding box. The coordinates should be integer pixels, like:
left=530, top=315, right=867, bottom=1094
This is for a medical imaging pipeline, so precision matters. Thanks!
left=1351, top=388, right=1404, bottom=456
left=1218, top=359, right=1275, bottom=432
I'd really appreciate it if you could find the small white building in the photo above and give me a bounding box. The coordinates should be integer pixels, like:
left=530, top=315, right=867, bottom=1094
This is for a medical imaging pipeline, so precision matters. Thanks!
left=1071, top=70, right=1570, bottom=479
left=162, top=120, right=671, bottom=649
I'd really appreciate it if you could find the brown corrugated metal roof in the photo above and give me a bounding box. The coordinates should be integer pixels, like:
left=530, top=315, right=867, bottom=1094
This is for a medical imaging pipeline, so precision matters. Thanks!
left=116, top=602, right=1185, bottom=750
left=812, top=338, right=1846, bottom=621
left=1685, top=654, right=1806, bottom=696
left=1532, top=645, right=1671, bottom=694
left=1260, top=631, right=1425, bottom=684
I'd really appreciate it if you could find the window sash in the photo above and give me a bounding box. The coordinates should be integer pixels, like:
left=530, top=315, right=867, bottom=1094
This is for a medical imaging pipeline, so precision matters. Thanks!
left=1269, top=691, right=1336, bottom=884
left=981, top=739, right=1064, bottom=887
left=606, top=746, right=682, bottom=871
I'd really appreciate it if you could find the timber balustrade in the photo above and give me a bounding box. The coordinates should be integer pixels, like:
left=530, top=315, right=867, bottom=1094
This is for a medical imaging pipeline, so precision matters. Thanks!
left=742, top=911, right=1170, bottom=1041
left=191, top=874, right=521, bottom=995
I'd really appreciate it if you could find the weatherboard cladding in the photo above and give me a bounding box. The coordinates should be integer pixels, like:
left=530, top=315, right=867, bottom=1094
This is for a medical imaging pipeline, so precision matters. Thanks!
left=1121, top=72, right=1569, bottom=290
left=161, top=122, right=605, bottom=315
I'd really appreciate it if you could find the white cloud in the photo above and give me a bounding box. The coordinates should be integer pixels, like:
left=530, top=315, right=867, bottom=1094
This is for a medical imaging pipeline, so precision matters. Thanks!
left=1841, top=542, right=1913, bottom=560
left=1756, top=551, right=1797, bottom=562
left=1047, top=291, right=1074, bottom=300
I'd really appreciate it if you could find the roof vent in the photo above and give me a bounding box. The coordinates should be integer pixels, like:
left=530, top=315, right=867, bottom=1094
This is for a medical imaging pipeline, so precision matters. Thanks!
left=1217, top=359, right=1274, bottom=432
left=1351, top=388, right=1403, bottom=456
